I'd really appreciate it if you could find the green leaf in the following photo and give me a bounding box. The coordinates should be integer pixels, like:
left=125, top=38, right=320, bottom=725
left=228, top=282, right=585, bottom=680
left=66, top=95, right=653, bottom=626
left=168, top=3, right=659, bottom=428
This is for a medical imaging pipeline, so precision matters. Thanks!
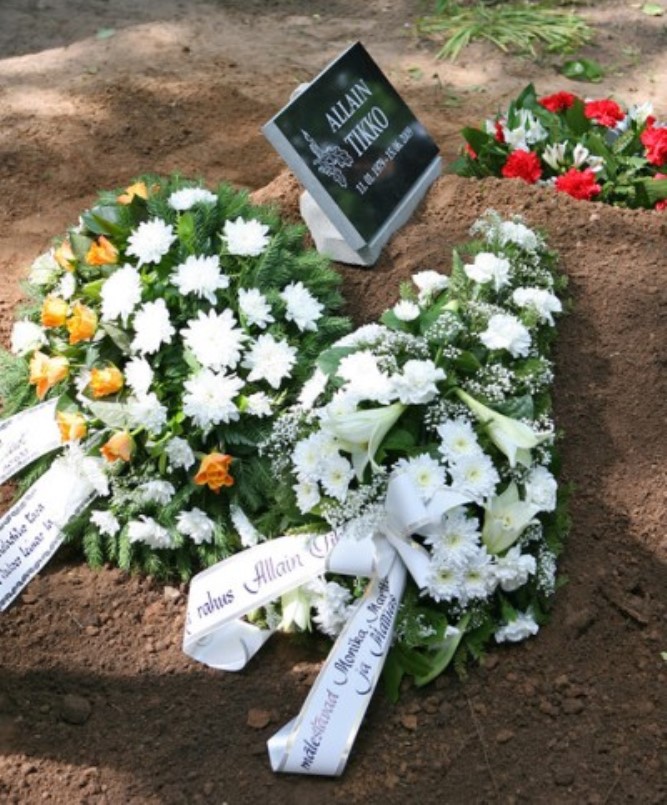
left=414, top=617, right=468, bottom=687
left=70, top=233, right=94, bottom=262
left=637, top=177, right=667, bottom=204
left=382, top=650, right=405, bottom=704
left=560, top=58, right=604, bottom=83
left=87, top=400, right=134, bottom=429
left=100, top=322, right=132, bottom=354
left=642, top=3, right=664, bottom=16
left=461, top=126, right=495, bottom=155
left=316, top=346, right=355, bottom=377
left=379, top=309, right=412, bottom=332
left=81, top=206, right=126, bottom=238
left=495, top=394, right=534, bottom=420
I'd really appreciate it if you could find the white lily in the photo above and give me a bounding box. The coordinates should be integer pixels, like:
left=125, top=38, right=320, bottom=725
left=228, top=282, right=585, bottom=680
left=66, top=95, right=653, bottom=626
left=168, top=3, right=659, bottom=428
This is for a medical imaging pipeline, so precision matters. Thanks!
left=279, top=586, right=312, bottom=632
left=322, top=402, right=406, bottom=479
left=542, top=142, right=567, bottom=171
left=482, top=482, right=540, bottom=554
left=456, top=389, right=550, bottom=468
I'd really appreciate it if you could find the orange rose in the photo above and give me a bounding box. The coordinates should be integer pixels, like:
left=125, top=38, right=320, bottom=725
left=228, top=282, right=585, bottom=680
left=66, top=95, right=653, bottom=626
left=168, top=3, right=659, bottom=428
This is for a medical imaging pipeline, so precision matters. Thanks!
left=54, top=240, right=75, bottom=271
left=117, top=181, right=149, bottom=205
left=66, top=301, right=98, bottom=345
left=41, top=295, right=69, bottom=328
left=194, top=452, right=234, bottom=493
left=100, top=431, right=134, bottom=463
left=56, top=411, right=87, bottom=442
left=89, top=365, right=124, bottom=398
left=29, top=351, right=69, bottom=400
left=86, top=235, right=118, bottom=266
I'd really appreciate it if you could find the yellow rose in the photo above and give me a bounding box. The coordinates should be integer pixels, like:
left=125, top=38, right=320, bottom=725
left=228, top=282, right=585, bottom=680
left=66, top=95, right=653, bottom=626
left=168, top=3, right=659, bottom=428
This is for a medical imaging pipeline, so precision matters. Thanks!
left=89, top=365, right=124, bottom=398
left=117, top=181, right=149, bottom=205
left=86, top=235, right=119, bottom=266
left=29, top=351, right=69, bottom=400
left=41, top=295, right=68, bottom=328
left=56, top=411, right=87, bottom=442
left=100, top=431, right=134, bottom=463
left=194, top=452, right=234, bottom=493
left=66, top=301, right=98, bottom=345
left=54, top=240, right=75, bottom=271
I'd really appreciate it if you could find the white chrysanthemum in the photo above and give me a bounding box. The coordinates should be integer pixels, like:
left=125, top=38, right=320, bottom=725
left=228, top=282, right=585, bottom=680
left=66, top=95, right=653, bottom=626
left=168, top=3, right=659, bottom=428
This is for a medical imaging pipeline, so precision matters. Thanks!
left=494, top=545, right=536, bottom=592
left=337, top=350, right=394, bottom=404
left=412, top=269, right=449, bottom=303
left=29, top=250, right=60, bottom=286
left=222, top=216, right=270, bottom=256
left=297, top=368, right=329, bottom=410
left=393, top=300, right=420, bottom=322
left=392, top=359, right=445, bottom=405
left=242, top=334, right=297, bottom=389
left=167, top=187, right=217, bottom=211
left=137, top=480, right=175, bottom=506
left=10, top=320, right=47, bottom=355
left=131, top=298, right=175, bottom=355
left=100, top=264, right=142, bottom=325
left=90, top=509, right=120, bottom=537
left=182, top=369, right=244, bottom=429
left=449, top=452, right=499, bottom=503
left=425, top=508, right=481, bottom=566
left=56, top=272, right=76, bottom=300
left=238, top=288, right=274, bottom=329
left=230, top=504, right=263, bottom=548
left=395, top=453, right=445, bottom=501
left=127, top=516, right=172, bottom=549
left=460, top=548, right=497, bottom=603
left=464, top=252, right=511, bottom=291
left=176, top=508, right=216, bottom=545
left=424, top=560, right=464, bottom=603
left=127, top=393, right=168, bottom=435
left=293, top=479, right=321, bottom=514
left=171, top=255, right=229, bottom=304
left=495, top=610, right=540, bottom=643
left=280, top=281, right=324, bottom=332
left=480, top=314, right=531, bottom=358
left=437, top=418, right=480, bottom=462
left=292, top=432, right=335, bottom=481
left=497, top=221, right=540, bottom=252
left=319, top=454, right=355, bottom=501
left=126, top=218, right=176, bottom=266
left=164, top=437, right=195, bottom=470
left=57, top=444, right=110, bottom=496
left=181, top=308, right=246, bottom=371
left=524, top=465, right=558, bottom=512
left=335, top=323, right=390, bottom=348
left=512, top=287, right=562, bottom=326
left=310, top=578, right=354, bottom=638
left=124, top=356, right=153, bottom=397
left=245, top=391, right=272, bottom=417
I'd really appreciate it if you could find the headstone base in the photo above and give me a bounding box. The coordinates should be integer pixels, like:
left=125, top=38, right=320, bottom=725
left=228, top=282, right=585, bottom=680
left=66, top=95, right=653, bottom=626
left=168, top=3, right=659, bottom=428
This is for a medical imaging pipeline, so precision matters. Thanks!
left=300, top=156, right=442, bottom=267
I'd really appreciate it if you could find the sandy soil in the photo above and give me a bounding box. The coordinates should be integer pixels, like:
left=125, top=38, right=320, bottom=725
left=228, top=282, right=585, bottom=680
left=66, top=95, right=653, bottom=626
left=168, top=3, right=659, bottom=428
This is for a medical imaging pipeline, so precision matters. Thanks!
left=0, top=1, right=666, bottom=803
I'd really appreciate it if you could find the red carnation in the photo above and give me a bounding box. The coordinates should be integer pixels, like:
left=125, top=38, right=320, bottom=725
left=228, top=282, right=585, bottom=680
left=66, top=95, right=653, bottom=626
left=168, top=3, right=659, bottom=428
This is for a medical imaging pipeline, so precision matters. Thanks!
left=501, top=149, right=542, bottom=184
left=584, top=99, right=625, bottom=127
left=641, top=124, right=667, bottom=166
left=494, top=120, right=505, bottom=143
left=539, top=91, right=576, bottom=113
left=555, top=168, right=602, bottom=201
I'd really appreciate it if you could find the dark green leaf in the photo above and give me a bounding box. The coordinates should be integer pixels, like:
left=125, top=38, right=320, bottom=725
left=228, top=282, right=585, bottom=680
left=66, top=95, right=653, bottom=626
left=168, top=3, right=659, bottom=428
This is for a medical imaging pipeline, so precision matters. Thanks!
left=560, top=58, right=604, bottom=83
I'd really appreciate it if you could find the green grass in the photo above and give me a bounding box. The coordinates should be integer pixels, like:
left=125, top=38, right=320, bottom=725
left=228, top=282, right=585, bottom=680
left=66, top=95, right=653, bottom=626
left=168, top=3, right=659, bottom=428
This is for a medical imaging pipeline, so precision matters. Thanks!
left=419, top=1, right=592, bottom=61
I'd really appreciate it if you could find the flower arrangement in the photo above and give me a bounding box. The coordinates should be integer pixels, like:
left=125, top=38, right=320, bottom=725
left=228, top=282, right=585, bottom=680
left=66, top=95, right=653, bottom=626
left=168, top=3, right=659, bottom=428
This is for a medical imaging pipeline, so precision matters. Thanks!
left=257, top=211, right=569, bottom=692
left=452, top=84, right=667, bottom=210
left=1, top=176, right=350, bottom=580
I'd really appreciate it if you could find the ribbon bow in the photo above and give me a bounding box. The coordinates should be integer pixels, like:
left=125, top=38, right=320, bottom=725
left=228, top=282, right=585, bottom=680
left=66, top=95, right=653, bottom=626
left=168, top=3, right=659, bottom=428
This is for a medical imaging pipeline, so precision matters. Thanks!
left=183, top=472, right=470, bottom=776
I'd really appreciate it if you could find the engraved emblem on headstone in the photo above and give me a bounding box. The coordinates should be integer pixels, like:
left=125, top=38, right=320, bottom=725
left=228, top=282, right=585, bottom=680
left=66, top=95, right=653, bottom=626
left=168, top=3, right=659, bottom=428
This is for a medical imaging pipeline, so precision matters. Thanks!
left=302, top=130, right=354, bottom=188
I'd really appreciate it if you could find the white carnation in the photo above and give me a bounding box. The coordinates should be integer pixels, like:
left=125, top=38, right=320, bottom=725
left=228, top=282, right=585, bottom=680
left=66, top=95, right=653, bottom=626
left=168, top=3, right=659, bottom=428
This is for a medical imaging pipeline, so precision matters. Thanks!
left=137, top=480, right=175, bottom=506
left=100, top=264, right=142, bottom=325
left=222, top=216, right=270, bottom=256
left=464, top=252, right=511, bottom=291
left=524, top=465, right=558, bottom=512
left=280, top=281, right=324, bottom=332
left=393, top=300, right=420, bottom=322
left=167, top=187, right=217, bottom=211
left=497, top=221, right=540, bottom=252
left=176, top=508, right=215, bottom=545
left=337, top=350, right=394, bottom=404
left=171, top=255, right=229, bottom=304
left=164, top=437, right=195, bottom=470
left=494, top=545, right=536, bottom=592
left=242, top=334, right=296, bottom=389
left=245, top=391, right=272, bottom=417
left=392, top=359, right=445, bottom=405
left=183, top=369, right=244, bottom=429
left=412, top=270, right=449, bottom=303
left=181, top=308, right=246, bottom=371
left=126, top=219, right=176, bottom=266
left=229, top=504, right=262, bottom=548
left=512, top=287, right=562, bottom=326
left=127, top=516, right=172, bottom=549
left=10, top=320, right=47, bottom=355
left=127, top=393, right=168, bottom=435
left=297, top=368, right=329, bottom=410
left=480, top=314, right=531, bottom=357
left=131, top=298, right=175, bottom=355
left=124, top=356, right=153, bottom=396
left=335, top=323, right=390, bottom=348
left=238, top=288, right=274, bottom=329
left=90, top=509, right=120, bottom=537
left=495, top=610, right=540, bottom=643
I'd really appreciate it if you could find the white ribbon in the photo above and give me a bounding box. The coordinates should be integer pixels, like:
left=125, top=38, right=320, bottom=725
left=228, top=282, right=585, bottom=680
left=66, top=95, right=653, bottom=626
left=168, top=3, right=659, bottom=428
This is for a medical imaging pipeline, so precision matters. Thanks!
left=0, top=400, right=61, bottom=486
left=183, top=471, right=471, bottom=775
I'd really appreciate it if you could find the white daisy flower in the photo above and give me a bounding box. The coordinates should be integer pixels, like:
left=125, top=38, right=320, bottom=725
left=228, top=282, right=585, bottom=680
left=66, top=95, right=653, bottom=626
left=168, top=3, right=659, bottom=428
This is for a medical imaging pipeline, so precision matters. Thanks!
left=480, top=314, right=531, bottom=358
left=181, top=308, right=246, bottom=371
left=127, top=516, right=172, bottom=549
left=176, top=508, right=216, bottom=545
left=171, top=255, right=229, bottom=304
left=460, top=547, right=497, bottom=603
left=131, top=298, right=175, bottom=355
left=100, top=264, right=142, bottom=325
left=90, top=510, right=120, bottom=537
left=292, top=432, right=332, bottom=481
left=495, top=610, right=540, bottom=643
left=167, top=187, right=217, bottom=211
left=293, top=478, right=321, bottom=514
left=512, top=287, right=563, bottom=326
left=425, top=508, right=481, bottom=566
left=437, top=418, right=480, bottom=462
left=448, top=452, right=499, bottom=503
left=393, top=300, right=420, bottom=321
left=182, top=369, right=244, bottom=429
left=242, top=334, right=297, bottom=389
left=221, top=216, right=271, bottom=257
left=395, top=453, right=445, bottom=501
left=464, top=252, right=511, bottom=291
left=10, top=320, right=47, bottom=356
left=137, top=480, right=175, bottom=506
left=124, top=356, right=153, bottom=396
left=392, top=359, right=445, bottom=405
left=238, top=287, right=274, bottom=329
left=424, top=560, right=464, bottom=603
left=164, top=437, right=195, bottom=470
left=126, top=219, right=176, bottom=266
left=280, top=281, right=324, bottom=332
left=245, top=391, right=272, bottom=417
left=319, top=454, right=355, bottom=501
